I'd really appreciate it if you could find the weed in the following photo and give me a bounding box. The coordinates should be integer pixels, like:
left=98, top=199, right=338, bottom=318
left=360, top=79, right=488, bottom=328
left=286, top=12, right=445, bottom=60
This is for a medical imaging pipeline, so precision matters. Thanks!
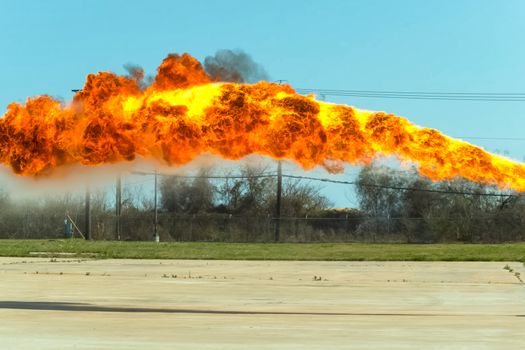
left=515, top=272, right=523, bottom=283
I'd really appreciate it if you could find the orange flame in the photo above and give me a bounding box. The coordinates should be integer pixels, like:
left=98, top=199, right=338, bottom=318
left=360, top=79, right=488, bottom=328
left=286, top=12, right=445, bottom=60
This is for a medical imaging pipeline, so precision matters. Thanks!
left=1, top=53, right=525, bottom=191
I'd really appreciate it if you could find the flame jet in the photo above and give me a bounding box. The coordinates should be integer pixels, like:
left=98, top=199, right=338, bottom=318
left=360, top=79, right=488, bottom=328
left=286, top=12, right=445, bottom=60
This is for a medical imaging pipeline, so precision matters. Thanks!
left=1, top=53, right=525, bottom=191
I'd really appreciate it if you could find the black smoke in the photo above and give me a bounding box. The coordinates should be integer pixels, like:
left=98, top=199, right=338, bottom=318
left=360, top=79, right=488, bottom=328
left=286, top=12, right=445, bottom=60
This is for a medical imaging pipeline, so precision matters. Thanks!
left=124, top=64, right=153, bottom=90
left=203, top=49, right=269, bottom=83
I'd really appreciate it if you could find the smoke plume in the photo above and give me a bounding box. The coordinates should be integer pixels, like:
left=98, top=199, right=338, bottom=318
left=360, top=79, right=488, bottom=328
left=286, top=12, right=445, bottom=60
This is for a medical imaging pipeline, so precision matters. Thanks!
left=204, top=49, right=269, bottom=83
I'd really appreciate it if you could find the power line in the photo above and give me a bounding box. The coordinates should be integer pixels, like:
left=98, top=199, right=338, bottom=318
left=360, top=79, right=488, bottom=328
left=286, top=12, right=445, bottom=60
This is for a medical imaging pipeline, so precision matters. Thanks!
left=297, top=92, right=525, bottom=102
left=131, top=170, right=519, bottom=197
left=281, top=174, right=518, bottom=198
left=297, top=88, right=525, bottom=96
left=456, top=136, right=525, bottom=141
left=295, top=88, right=525, bottom=140
left=130, top=170, right=278, bottom=180
left=295, top=88, right=525, bottom=102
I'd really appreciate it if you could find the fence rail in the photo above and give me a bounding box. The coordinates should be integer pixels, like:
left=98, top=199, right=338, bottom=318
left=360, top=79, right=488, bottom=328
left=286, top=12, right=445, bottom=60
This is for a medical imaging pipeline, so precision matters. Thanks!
left=2, top=210, right=524, bottom=243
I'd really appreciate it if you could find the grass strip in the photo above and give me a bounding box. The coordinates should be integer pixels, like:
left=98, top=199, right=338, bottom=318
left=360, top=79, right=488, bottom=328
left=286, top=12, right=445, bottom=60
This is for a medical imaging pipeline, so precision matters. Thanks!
left=0, top=239, right=523, bottom=262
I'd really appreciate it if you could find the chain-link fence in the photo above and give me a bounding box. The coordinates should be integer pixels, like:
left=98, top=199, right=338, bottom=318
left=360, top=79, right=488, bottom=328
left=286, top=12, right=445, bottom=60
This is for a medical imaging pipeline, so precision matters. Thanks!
left=3, top=209, right=525, bottom=243
left=87, top=213, right=364, bottom=242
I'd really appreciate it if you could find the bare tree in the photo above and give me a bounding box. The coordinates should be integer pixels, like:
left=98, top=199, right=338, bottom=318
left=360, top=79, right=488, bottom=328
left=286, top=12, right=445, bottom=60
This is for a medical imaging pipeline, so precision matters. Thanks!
left=355, top=163, right=524, bottom=243
left=160, top=167, right=215, bottom=214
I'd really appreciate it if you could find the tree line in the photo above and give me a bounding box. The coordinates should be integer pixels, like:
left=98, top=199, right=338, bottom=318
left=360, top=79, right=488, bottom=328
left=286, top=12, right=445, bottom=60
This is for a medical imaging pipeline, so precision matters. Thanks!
left=355, top=164, right=525, bottom=243
left=0, top=163, right=523, bottom=242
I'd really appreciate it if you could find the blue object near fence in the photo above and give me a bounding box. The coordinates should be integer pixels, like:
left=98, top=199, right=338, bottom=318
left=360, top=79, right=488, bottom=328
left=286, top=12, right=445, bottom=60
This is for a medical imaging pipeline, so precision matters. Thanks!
left=64, top=219, right=73, bottom=238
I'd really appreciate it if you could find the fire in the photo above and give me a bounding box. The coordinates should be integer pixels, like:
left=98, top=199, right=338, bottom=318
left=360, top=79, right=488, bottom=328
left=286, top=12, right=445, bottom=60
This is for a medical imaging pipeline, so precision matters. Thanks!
left=1, top=52, right=525, bottom=191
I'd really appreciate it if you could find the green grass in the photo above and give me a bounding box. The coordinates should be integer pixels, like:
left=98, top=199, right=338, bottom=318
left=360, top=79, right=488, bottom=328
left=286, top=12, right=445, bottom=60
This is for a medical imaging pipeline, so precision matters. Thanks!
left=0, top=239, right=524, bottom=262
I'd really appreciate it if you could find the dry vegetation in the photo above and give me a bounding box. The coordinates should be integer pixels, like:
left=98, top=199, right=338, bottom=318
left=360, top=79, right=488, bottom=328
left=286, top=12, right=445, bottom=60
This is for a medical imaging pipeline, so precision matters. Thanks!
left=0, top=163, right=524, bottom=243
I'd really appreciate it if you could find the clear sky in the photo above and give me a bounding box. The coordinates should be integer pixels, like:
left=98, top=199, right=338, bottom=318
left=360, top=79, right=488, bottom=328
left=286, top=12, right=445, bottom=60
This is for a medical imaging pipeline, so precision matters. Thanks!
left=1, top=0, right=525, bottom=207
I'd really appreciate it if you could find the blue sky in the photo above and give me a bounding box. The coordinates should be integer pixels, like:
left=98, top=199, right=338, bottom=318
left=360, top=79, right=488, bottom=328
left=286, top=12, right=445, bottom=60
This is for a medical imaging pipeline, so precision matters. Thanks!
left=1, top=0, right=525, bottom=206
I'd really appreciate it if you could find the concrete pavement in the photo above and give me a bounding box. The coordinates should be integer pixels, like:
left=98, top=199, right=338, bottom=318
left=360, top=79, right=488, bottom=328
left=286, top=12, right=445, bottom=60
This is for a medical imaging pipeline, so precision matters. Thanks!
left=0, top=258, right=523, bottom=349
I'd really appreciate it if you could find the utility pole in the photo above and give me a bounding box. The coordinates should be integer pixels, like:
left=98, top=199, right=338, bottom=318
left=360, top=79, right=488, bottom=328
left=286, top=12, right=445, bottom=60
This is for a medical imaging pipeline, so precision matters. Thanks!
left=273, top=79, right=286, bottom=242
left=274, top=160, right=282, bottom=242
left=85, top=185, right=91, bottom=240
left=115, top=174, right=122, bottom=240
left=154, top=169, right=159, bottom=242
left=73, top=88, right=91, bottom=240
